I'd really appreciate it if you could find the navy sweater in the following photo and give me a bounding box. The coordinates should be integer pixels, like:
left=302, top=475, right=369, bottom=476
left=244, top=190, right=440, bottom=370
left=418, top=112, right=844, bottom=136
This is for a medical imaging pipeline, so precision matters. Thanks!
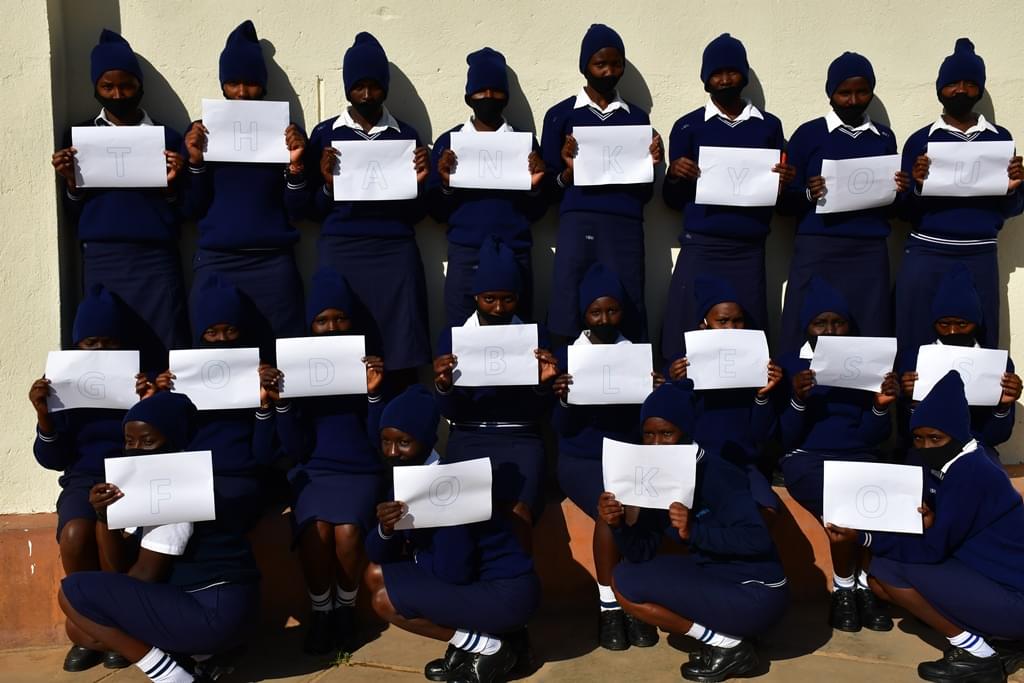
left=62, top=120, right=184, bottom=244
left=780, top=116, right=899, bottom=238
left=428, top=123, right=546, bottom=250
left=662, top=104, right=785, bottom=240
left=188, top=408, right=276, bottom=475
left=899, top=120, right=1023, bottom=241
left=694, top=389, right=776, bottom=466
left=34, top=409, right=125, bottom=477
left=163, top=517, right=261, bottom=590
left=274, top=395, right=384, bottom=475
left=540, top=94, right=653, bottom=219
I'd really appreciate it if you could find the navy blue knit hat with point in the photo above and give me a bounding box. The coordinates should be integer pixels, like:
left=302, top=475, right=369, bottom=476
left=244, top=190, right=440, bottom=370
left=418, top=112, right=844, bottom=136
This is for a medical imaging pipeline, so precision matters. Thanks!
left=931, top=263, right=983, bottom=327
left=219, top=20, right=267, bottom=88
left=73, top=284, right=122, bottom=345
left=91, top=29, right=143, bottom=85
left=124, top=392, right=198, bottom=452
left=936, top=38, right=985, bottom=93
left=910, top=370, right=972, bottom=444
left=800, top=276, right=852, bottom=331
left=472, top=236, right=521, bottom=295
left=306, top=267, right=354, bottom=329
left=578, top=263, right=625, bottom=317
left=640, top=380, right=696, bottom=438
left=826, top=52, right=875, bottom=97
left=380, top=385, right=440, bottom=452
left=694, top=273, right=743, bottom=324
left=190, top=272, right=246, bottom=344
left=579, top=24, right=624, bottom=74
left=701, top=33, right=749, bottom=89
left=466, top=47, right=508, bottom=95
left=343, top=32, right=390, bottom=94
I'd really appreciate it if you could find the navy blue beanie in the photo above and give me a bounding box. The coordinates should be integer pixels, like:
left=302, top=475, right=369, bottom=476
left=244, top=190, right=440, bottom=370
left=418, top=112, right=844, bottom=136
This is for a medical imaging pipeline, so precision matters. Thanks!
left=190, top=272, right=246, bottom=344
left=72, top=284, right=122, bottom=345
left=343, top=32, right=390, bottom=94
left=466, top=47, right=508, bottom=96
left=578, top=263, right=625, bottom=316
left=380, top=385, right=440, bottom=452
left=90, top=29, right=144, bottom=86
left=124, top=392, right=197, bottom=452
left=219, top=20, right=267, bottom=88
left=826, top=52, right=876, bottom=97
left=800, top=276, right=852, bottom=331
left=640, top=380, right=696, bottom=438
left=936, top=38, right=985, bottom=93
left=306, top=267, right=354, bottom=329
left=472, top=236, right=521, bottom=295
left=910, top=370, right=972, bottom=444
left=579, top=24, right=625, bottom=74
left=931, top=263, right=983, bottom=327
left=694, top=273, right=742, bottom=323
left=700, top=33, right=749, bottom=88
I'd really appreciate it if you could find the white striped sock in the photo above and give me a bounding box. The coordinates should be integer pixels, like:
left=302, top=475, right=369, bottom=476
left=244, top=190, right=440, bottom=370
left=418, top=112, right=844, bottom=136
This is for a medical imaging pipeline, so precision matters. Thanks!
left=949, top=631, right=996, bottom=658
left=135, top=647, right=193, bottom=682
left=685, top=622, right=741, bottom=649
left=334, top=585, right=357, bottom=608
left=449, top=630, right=502, bottom=655
left=309, top=588, right=332, bottom=613
left=598, top=583, right=619, bottom=611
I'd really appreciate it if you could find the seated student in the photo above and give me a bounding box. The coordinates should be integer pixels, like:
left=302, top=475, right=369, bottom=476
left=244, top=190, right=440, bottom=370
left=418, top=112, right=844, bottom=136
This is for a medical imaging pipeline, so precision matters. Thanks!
left=827, top=371, right=1024, bottom=683
left=29, top=285, right=149, bottom=672
left=267, top=267, right=386, bottom=654
left=596, top=381, right=789, bottom=682
left=366, top=385, right=541, bottom=683
left=778, top=275, right=899, bottom=633
left=551, top=263, right=653, bottom=650
left=900, top=263, right=1021, bottom=451
left=428, top=47, right=546, bottom=325
left=59, top=391, right=261, bottom=683
left=433, top=237, right=559, bottom=547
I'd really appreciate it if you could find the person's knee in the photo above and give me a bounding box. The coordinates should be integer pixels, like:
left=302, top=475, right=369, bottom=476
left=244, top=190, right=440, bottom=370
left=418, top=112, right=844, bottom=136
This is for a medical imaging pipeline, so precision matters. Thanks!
left=334, top=524, right=363, bottom=551
left=364, top=566, right=395, bottom=620
left=363, top=563, right=384, bottom=593
left=60, top=519, right=96, bottom=560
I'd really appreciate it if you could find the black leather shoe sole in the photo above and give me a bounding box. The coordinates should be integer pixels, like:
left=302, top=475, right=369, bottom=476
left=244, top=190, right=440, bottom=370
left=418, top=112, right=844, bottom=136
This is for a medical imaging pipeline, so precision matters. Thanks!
left=62, top=645, right=103, bottom=672
left=103, top=651, right=131, bottom=669
left=680, top=643, right=759, bottom=682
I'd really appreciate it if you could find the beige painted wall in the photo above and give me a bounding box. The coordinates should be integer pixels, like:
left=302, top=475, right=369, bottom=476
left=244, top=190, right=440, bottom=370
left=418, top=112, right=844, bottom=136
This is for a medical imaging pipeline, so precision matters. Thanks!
left=3, top=0, right=1023, bottom=513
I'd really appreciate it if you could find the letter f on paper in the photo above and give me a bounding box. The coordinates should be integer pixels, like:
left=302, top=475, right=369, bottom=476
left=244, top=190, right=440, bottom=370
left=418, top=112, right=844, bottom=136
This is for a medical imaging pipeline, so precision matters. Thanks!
left=634, top=466, right=659, bottom=497
left=150, top=478, right=172, bottom=514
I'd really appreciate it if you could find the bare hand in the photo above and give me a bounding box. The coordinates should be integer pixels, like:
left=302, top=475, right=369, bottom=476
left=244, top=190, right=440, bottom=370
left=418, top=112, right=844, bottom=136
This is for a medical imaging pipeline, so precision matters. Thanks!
left=536, top=348, right=559, bottom=384
left=669, top=357, right=689, bottom=382
left=154, top=370, right=175, bottom=392
left=320, top=146, right=339, bottom=186
left=135, top=373, right=155, bottom=400
left=437, top=148, right=457, bottom=186
left=433, top=354, right=457, bottom=391
left=29, top=378, right=51, bottom=416
left=414, top=146, right=430, bottom=184
left=560, top=134, right=578, bottom=184
left=376, top=500, right=406, bottom=535
left=669, top=501, right=691, bottom=540
left=652, top=371, right=666, bottom=389
left=912, top=154, right=930, bottom=188
left=668, top=156, right=700, bottom=181
left=920, top=503, right=935, bottom=530
left=89, top=483, right=123, bottom=522
left=52, top=147, right=78, bottom=190
left=285, top=124, right=307, bottom=169
left=528, top=151, right=545, bottom=189
left=807, top=175, right=827, bottom=201
left=597, top=491, right=624, bottom=528
left=165, top=150, right=186, bottom=185
left=184, top=121, right=208, bottom=165
left=553, top=373, right=573, bottom=401
left=259, top=364, right=283, bottom=407
left=895, top=170, right=911, bottom=193
left=1000, top=372, right=1022, bottom=406
left=901, top=371, right=918, bottom=398
left=773, top=160, right=796, bottom=189
left=792, top=369, right=816, bottom=402
left=759, top=359, right=782, bottom=397
left=874, top=372, right=899, bottom=410
left=1009, top=156, right=1023, bottom=192
left=364, top=355, right=384, bottom=394
left=824, top=523, right=857, bottom=544
left=649, top=133, right=664, bottom=165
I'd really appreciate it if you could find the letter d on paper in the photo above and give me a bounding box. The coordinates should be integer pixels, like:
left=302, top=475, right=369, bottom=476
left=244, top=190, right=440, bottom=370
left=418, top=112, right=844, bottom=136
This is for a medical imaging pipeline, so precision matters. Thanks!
left=150, top=478, right=172, bottom=514
left=308, top=358, right=335, bottom=387
left=428, top=476, right=460, bottom=506
left=484, top=347, right=506, bottom=375
left=634, top=466, right=659, bottom=497
left=77, top=371, right=106, bottom=399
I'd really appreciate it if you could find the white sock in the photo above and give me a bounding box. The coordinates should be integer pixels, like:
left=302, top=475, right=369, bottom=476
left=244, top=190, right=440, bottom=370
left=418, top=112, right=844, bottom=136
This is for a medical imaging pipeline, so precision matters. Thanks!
left=949, top=631, right=996, bottom=658
left=856, top=570, right=871, bottom=591
left=598, top=583, right=619, bottom=612
left=685, top=622, right=742, bottom=649
left=136, top=647, right=194, bottom=682
left=308, top=587, right=332, bottom=613
left=833, top=573, right=855, bottom=590
left=450, top=630, right=502, bottom=655
left=334, top=585, right=357, bottom=609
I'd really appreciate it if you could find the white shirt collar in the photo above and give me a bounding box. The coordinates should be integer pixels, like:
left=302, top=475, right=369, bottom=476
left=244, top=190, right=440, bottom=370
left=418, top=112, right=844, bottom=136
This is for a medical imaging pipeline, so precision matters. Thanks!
left=799, top=341, right=814, bottom=360
left=929, top=113, right=998, bottom=136
left=462, top=312, right=522, bottom=327
left=333, top=105, right=401, bottom=134
left=424, top=449, right=442, bottom=466
left=935, top=338, right=981, bottom=348
left=462, top=116, right=514, bottom=133
left=573, top=87, right=630, bottom=115
left=940, top=439, right=979, bottom=475
left=95, top=108, right=154, bottom=126
left=824, top=110, right=880, bottom=135
left=703, top=98, right=763, bottom=123
left=573, top=330, right=629, bottom=345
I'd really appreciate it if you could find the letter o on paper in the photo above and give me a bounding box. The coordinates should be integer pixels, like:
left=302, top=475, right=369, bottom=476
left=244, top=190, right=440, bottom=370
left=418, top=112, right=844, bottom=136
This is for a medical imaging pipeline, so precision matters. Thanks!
left=428, top=476, right=461, bottom=507
left=201, top=360, right=231, bottom=389
left=855, top=485, right=888, bottom=519
left=77, top=371, right=107, bottom=399
left=848, top=168, right=874, bottom=195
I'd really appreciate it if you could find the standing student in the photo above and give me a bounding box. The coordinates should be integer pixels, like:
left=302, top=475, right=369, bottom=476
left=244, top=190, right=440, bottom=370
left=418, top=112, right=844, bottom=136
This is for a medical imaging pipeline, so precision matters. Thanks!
left=895, top=38, right=1024, bottom=371
left=366, top=385, right=541, bottom=683
left=182, top=20, right=309, bottom=359
left=51, top=29, right=189, bottom=370
left=596, top=382, right=789, bottom=682
left=58, top=391, right=261, bottom=683
left=306, top=32, right=431, bottom=390
left=778, top=52, right=910, bottom=354
left=429, top=47, right=547, bottom=325
left=541, top=23, right=662, bottom=343
left=661, top=33, right=794, bottom=363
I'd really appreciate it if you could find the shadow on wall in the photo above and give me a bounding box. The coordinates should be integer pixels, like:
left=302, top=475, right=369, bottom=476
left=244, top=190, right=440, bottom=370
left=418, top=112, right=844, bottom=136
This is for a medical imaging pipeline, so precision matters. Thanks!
left=745, top=69, right=766, bottom=112
left=504, top=66, right=535, bottom=133
left=263, top=40, right=306, bottom=130
left=618, top=59, right=653, bottom=114
left=387, top=63, right=432, bottom=143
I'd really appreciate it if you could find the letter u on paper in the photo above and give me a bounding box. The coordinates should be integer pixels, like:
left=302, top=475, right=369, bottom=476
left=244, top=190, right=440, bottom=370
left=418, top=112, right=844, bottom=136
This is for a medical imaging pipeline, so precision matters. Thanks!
left=332, top=139, right=418, bottom=200
left=451, top=324, right=538, bottom=387
left=104, top=451, right=216, bottom=530
left=392, top=458, right=493, bottom=529
left=695, top=146, right=779, bottom=207
left=922, top=140, right=1014, bottom=197
left=44, top=350, right=140, bottom=411
left=602, top=438, right=697, bottom=509
left=72, top=126, right=168, bottom=188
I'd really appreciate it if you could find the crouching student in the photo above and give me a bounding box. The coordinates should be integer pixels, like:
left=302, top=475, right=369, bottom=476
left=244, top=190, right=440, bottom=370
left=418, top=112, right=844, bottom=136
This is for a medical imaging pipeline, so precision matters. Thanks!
left=58, top=391, right=261, bottom=683
left=366, top=386, right=541, bottom=683
left=828, top=371, right=1024, bottom=682
left=779, top=275, right=898, bottom=632
left=597, top=382, right=789, bottom=682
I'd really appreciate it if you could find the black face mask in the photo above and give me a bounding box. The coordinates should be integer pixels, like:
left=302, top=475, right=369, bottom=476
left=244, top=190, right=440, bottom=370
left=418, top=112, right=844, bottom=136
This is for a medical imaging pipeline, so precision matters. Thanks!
left=199, top=338, right=246, bottom=349
left=317, top=329, right=357, bottom=337
left=939, top=92, right=981, bottom=118
left=711, top=85, right=744, bottom=107
left=124, top=446, right=176, bottom=458
left=940, top=333, right=976, bottom=348
left=589, top=324, right=619, bottom=344
left=95, top=89, right=145, bottom=121
left=585, top=74, right=620, bottom=96
left=380, top=453, right=427, bottom=468
left=911, top=440, right=965, bottom=472
left=477, top=310, right=514, bottom=325
left=832, top=103, right=869, bottom=126
left=468, top=98, right=506, bottom=127
left=351, top=100, right=383, bottom=122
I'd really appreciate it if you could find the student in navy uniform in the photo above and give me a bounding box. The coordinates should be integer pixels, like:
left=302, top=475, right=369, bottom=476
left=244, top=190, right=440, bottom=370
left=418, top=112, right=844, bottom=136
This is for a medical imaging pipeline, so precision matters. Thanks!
left=306, top=32, right=431, bottom=390
left=778, top=52, right=910, bottom=355
left=433, top=237, right=559, bottom=547
left=899, top=263, right=1021, bottom=452
left=267, top=267, right=386, bottom=654
left=366, top=385, right=541, bottom=683
left=661, top=33, right=794, bottom=363
left=550, top=263, right=652, bottom=650
left=895, top=38, right=1024, bottom=372
left=541, top=23, right=662, bottom=343
left=596, top=381, right=789, bottom=682
left=58, top=391, right=260, bottom=683
left=52, top=29, right=189, bottom=371
left=181, top=20, right=310, bottom=360
left=429, top=47, right=547, bottom=326
left=778, top=275, right=899, bottom=633
left=828, top=371, right=1024, bottom=683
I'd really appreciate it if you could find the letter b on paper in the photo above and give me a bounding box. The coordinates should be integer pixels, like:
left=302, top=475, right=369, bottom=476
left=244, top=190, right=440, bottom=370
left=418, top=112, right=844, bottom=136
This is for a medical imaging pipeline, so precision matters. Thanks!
left=484, top=347, right=507, bottom=375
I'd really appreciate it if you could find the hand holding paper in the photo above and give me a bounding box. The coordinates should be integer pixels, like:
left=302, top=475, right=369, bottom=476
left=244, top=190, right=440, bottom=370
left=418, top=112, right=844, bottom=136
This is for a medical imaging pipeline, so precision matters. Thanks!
left=922, top=140, right=1015, bottom=197
left=823, top=461, right=923, bottom=534
left=449, top=130, right=532, bottom=190
left=392, top=458, right=493, bottom=529
left=104, top=451, right=217, bottom=530
left=683, top=329, right=770, bottom=390
left=816, top=154, right=901, bottom=214
left=276, top=336, right=367, bottom=398
left=602, top=438, right=697, bottom=509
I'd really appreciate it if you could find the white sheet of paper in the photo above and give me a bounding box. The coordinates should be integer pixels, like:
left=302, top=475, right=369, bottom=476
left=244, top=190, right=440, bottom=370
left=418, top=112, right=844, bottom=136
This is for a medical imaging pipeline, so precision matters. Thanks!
left=202, top=99, right=290, bottom=163
left=823, top=461, right=923, bottom=534
left=72, top=126, right=167, bottom=188
left=44, top=350, right=140, bottom=412
left=602, top=438, right=697, bottom=510
left=695, top=146, right=780, bottom=207
left=572, top=125, right=653, bottom=186
left=451, top=324, right=538, bottom=387
left=913, top=345, right=1007, bottom=406
left=683, top=329, right=770, bottom=390
left=568, top=343, right=653, bottom=405
left=169, top=348, right=260, bottom=410
left=104, top=451, right=216, bottom=530
left=393, top=458, right=493, bottom=530
left=810, top=336, right=897, bottom=393
left=332, top=139, right=417, bottom=201
left=449, top=130, right=532, bottom=190
left=922, top=140, right=1015, bottom=197
left=276, top=336, right=367, bottom=398
left=817, top=154, right=901, bottom=214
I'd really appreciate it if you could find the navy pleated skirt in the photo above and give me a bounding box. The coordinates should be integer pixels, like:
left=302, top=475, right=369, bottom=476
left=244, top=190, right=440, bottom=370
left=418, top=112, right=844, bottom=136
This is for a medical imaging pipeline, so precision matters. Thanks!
left=781, top=449, right=878, bottom=519
left=445, top=242, right=533, bottom=328
left=445, top=429, right=546, bottom=520
left=55, top=472, right=102, bottom=541
left=557, top=453, right=603, bottom=520
left=288, top=466, right=383, bottom=541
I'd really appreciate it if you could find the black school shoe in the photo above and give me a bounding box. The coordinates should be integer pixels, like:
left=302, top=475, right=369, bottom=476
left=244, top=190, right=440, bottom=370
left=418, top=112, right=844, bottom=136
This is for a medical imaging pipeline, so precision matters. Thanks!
left=625, top=612, right=659, bottom=647
left=502, top=627, right=534, bottom=675
left=62, top=644, right=103, bottom=672
left=425, top=644, right=471, bottom=681
left=303, top=610, right=335, bottom=655
left=855, top=588, right=894, bottom=631
left=681, top=640, right=760, bottom=682
left=332, top=605, right=358, bottom=652
left=994, top=641, right=1024, bottom=676
left=829, top=588, right=861, bottom=632
left=598, top=609, right=629, bottom=650
left=917, top=647, right=1006, bottom=682
left=103, top=650, right=131, bottom=669
left=459, top=640, right=518, bottom=683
